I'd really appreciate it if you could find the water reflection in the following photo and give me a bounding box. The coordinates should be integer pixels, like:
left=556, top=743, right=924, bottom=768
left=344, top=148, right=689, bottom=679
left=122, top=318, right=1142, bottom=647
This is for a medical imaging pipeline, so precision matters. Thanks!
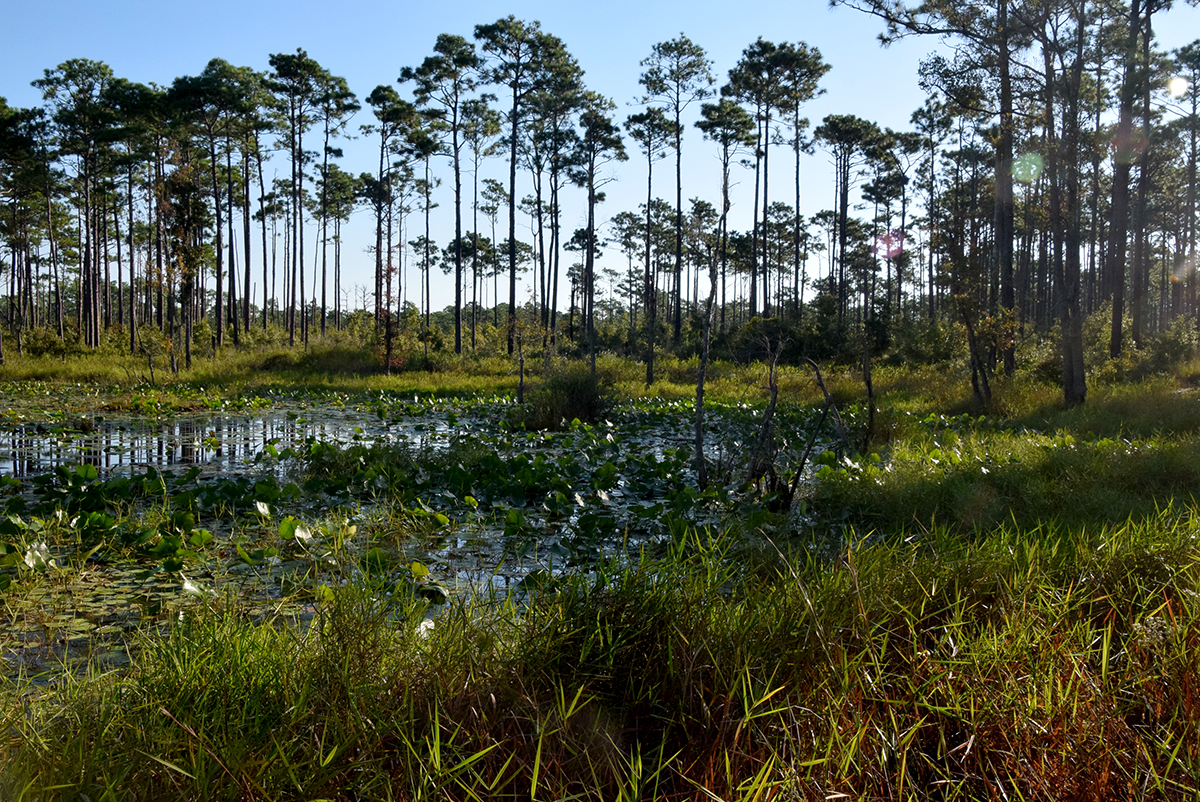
left=0, top=408, right=458, bottom=479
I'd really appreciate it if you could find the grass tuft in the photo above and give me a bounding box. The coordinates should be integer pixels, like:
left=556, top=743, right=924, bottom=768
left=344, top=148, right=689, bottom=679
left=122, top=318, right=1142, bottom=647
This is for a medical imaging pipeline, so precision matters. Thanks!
left=5, top=515, right=1200, bottom=799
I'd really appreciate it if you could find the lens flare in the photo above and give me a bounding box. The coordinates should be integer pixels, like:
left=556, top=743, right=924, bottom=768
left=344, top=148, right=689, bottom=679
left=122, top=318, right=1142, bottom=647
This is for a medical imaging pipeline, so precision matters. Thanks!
left=1012, top=153, right=1043, bottom=183
left=1173, top=254, right=1196, bottom=282
left=871, top=231, right=904, bottom=260
left=1168, top=76, right=1191, bottom=99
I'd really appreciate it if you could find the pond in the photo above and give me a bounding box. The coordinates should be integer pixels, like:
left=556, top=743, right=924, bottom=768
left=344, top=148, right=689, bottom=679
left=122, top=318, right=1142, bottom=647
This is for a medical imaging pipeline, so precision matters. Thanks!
left=0, top=392, right=824, bottom=686
left=0, top=405, right=464, bottom=479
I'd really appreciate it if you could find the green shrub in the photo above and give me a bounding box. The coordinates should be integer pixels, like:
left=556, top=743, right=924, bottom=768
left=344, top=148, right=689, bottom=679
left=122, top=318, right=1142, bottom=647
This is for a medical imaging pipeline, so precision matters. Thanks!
left=525, top=363, right=615, bottom=430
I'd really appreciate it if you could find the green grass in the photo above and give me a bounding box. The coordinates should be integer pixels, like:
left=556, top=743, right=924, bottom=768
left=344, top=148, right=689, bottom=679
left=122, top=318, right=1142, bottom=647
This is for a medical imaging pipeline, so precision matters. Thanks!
left=3, top=517, right=1199, bottom=800
left=7, top=345, right=1200, bottom=798
left=807, top=375, right=1200, bottom=535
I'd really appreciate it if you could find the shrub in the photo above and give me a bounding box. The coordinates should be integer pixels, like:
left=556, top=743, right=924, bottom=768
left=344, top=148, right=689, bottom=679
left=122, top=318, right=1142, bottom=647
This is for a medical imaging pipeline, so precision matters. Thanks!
left=525, top=363, right=615, bottom=430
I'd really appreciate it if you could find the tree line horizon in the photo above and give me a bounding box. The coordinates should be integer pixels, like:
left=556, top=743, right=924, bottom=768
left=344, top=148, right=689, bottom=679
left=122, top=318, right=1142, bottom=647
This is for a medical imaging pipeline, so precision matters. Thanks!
left=0, top=4, right=1197, bottom=405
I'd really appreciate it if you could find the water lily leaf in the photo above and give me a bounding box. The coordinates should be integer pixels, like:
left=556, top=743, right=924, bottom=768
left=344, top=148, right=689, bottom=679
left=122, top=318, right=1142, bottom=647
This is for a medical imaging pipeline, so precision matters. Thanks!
left=254, top=500, right=272, bottom=517
left=361, top=547, right=390, bottom=572
left=236, top=542, right=278, bottom=566
left=408, top=561, right=430, bottom=578
left=188, top=529, right=213, bottom=549
left=279, top=516, right=299, bottom=540
left=181, top=576, right=213, bottom=597
left=417, top=582, right=449, bottom=604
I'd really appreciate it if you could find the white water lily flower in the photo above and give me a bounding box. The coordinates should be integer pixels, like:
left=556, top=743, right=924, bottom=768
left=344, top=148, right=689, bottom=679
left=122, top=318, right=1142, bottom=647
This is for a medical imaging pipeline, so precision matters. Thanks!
left=254, top=500, right=272, bottom=517
left=294, top=525, right=315, bottom=545
left=417, top=619, right=435, bottom=638
left=24, top=542, right=55, bottom=571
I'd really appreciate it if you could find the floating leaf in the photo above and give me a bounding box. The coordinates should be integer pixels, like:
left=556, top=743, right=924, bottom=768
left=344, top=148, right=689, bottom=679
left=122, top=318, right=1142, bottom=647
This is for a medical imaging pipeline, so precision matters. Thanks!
left=418, top=582, right=449, bottom=604
left=361, top=547, right=390, bottom=572
left=181, top=576, right=213, bottom=597
left=278, top=516, right=299, bottom=540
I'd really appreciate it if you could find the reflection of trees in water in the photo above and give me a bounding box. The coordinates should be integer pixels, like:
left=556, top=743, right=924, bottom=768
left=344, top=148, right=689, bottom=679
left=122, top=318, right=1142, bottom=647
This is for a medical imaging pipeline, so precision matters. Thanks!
left=0, top=408, right=450, bottom=481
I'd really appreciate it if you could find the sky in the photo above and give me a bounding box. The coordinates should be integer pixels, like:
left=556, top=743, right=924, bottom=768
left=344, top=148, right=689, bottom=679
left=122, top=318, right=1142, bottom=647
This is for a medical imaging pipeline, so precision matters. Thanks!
left=3, top=0, right=1199, bottom=312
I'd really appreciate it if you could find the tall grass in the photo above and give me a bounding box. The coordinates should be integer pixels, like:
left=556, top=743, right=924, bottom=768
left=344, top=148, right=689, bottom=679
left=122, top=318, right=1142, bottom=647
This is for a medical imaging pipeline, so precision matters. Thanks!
left=4, top=513, right=1200, bottom=800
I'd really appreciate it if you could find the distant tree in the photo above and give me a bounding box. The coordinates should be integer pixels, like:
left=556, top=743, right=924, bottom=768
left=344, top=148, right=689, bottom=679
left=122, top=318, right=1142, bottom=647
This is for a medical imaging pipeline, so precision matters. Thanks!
left=1177, top=41, right=1200, bottom=319
left=461, top=97, right=502, bottom=348
left=480, top=177, right=508, bottom=325
left=34, top=58, right=117, bottom=348
left=524, top=38, right=584, bottom=344
left=626, top=106, right=677, bottom=385
left=162, top=148, right=211, bottom=370
left=696, top=97, right=755, bottom=332
left=401, top=33, right=479, bottom=353
left=569, top=92, right=627, bottom=371
left=266, top=48, right=326, bottom=346
left=475, top=16, right=552, bottom=353
left=815, top=114, right=882, bottom=322
left=313, top=70, right=358, bottom=336
left=772, top=42, right=830, bottom=317
left=361, top=85, right=419, bottom=327
left=608, top=209, right=644, bottom=337
left=639, top=34, right=715, bottom=344
left=315, top=163, right=359, bottom=329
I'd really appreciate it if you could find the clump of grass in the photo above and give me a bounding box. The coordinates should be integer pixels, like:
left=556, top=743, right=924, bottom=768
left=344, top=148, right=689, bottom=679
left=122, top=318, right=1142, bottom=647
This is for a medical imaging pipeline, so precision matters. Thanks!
left=525, top=363, right=616, bottom=430
left=812, top=417, right=1200, bottom=534
left=5, top=514, right=1200, bottom=800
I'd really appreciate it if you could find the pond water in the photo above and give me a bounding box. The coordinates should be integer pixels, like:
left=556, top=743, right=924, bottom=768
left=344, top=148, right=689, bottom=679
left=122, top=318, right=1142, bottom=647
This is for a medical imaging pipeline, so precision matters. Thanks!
left=0, top=406, right=462, bottom=479
left=0, top=396, right=819, bottom=686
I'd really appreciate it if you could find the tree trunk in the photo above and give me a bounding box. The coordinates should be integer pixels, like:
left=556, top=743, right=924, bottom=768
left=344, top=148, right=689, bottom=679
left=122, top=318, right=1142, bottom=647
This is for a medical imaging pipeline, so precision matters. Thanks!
left=1107, top=0, right=1144, bottom=358
left=997, top=0, right=1016, bottom=375
left=507, top=82, right=519, bottom=355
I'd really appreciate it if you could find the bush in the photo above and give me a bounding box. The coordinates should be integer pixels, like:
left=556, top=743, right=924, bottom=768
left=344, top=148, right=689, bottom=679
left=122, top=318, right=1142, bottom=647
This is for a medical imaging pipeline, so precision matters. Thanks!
left=525, top=363, right=615, bottom=430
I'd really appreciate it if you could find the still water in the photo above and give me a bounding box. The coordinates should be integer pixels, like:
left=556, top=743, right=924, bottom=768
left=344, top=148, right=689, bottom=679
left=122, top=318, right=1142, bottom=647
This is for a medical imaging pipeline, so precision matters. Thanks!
left=0, top=407, right=459, bottom=479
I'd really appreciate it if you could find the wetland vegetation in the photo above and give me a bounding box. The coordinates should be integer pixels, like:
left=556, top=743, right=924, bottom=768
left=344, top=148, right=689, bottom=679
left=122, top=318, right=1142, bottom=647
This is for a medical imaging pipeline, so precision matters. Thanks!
left=2, top=340, right=1200, bottom=800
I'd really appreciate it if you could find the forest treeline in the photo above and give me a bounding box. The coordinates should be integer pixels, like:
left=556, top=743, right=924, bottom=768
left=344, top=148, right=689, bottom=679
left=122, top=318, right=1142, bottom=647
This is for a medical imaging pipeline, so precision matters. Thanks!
left=0, top=4, right=1197, bottom=407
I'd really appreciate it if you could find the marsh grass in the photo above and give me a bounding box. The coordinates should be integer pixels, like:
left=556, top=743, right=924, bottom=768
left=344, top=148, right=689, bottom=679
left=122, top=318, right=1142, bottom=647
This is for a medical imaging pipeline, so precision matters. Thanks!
left=4, top=515, right=1200, bottom=800
left=8, top=351, right=1200, bottom=798
left=524, top=363, right=618, bottom=430
left=809, top=374, right=1200, bottom=535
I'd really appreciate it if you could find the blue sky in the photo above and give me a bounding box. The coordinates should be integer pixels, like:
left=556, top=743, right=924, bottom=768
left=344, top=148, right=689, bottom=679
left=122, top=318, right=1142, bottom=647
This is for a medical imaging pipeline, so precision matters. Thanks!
left=4, top=0, right=1198, bottom=310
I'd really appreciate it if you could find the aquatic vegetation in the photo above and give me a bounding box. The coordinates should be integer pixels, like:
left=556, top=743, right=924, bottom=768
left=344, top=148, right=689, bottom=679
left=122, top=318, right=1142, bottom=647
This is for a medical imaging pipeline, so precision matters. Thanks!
left=5, top=363, right=1200, bottom=798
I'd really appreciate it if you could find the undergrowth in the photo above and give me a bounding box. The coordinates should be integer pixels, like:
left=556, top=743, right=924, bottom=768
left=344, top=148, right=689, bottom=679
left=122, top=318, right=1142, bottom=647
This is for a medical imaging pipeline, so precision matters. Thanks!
left=3, top=516, right=1199, bottom=799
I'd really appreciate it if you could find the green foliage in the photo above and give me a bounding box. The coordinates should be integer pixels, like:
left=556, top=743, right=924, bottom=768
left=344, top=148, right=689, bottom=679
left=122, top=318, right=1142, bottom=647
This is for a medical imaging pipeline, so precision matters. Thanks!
left=9, top=351, right=1200, bottom=797
left=884, top=316, right=958, bottom=366
left=5, top=516, right=1200, bottom=799
left=524, top=363, right=616, bottom=430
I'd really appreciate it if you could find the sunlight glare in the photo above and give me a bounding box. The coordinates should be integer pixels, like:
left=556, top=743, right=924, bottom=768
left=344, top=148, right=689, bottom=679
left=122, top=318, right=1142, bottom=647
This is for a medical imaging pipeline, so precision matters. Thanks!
left=1173, top=255, right=1196, bottom=282
left=872, top=231, right=904, bottom=260
left=1012, top=153, right=1043, bottom=183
